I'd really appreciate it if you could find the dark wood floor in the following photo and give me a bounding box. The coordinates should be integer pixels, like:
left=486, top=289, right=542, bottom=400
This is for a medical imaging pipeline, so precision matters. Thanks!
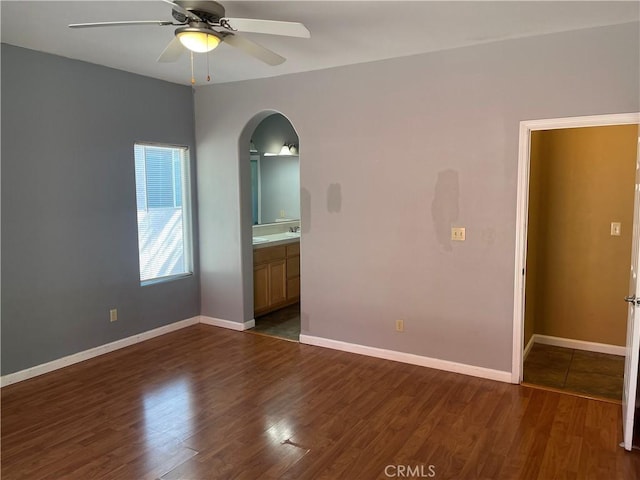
left=524, top=343, right=625, bottom=401
left=2, top=325, right=639, bottom=479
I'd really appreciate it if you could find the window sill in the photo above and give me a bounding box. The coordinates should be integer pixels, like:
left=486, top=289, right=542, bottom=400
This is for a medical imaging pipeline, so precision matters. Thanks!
left=141, top=272, right=193, bottom=287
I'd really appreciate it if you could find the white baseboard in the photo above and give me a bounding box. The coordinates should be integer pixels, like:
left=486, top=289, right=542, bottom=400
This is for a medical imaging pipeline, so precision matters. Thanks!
left=199, top=316, right=255, bottom=331
left=0, top=317, right=200, bottom=387
left=534, top=334, right=625, bottom=356
left=3, top=316, right=519, bottom=388
left=299, top=335, right=512, bottom=383
left=1, top=315, right=258, bottom=388
left=523, top=335, right=536, bottom=361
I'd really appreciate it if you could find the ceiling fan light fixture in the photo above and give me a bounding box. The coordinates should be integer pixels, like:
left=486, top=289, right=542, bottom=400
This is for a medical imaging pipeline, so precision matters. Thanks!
left=176, top=25, right=221, bottom=53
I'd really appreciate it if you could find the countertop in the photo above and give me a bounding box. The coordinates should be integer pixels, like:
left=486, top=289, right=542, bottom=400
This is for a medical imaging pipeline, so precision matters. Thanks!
left=253, top=232, right=300, bottom=249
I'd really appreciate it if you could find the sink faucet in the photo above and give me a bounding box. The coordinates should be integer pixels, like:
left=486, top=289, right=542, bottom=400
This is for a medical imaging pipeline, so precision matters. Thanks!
left=289, top=226, right=300, bottom=233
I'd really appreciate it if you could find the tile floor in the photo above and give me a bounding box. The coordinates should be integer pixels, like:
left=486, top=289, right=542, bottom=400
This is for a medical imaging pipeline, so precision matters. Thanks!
left=523, top=343, right=624, bottom=401
left=248, top=303, right=301, bottom=341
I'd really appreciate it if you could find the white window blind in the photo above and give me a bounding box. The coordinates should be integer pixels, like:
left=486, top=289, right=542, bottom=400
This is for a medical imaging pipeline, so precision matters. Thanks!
left=134, top=143, right=192, bottom=284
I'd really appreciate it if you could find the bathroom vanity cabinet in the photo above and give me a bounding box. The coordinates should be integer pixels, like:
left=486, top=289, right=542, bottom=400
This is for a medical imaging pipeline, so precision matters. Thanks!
left=285, top=242, right=300, bottom=301
left=254, top=241, right=300, bottom=316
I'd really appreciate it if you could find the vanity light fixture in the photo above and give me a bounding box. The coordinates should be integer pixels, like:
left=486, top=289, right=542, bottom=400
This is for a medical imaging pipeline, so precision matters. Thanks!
left=278, top=144, right=293, bottom=155
left=264, top=144, right=298, bottom=156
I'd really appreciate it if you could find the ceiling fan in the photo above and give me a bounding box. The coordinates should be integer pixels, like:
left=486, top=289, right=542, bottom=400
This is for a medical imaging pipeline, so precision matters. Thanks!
left=69, top=0, right=310, bottom=67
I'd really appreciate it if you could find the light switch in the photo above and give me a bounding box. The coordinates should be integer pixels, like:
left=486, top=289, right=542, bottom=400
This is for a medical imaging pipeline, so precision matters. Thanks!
left=451, top=227, right=466, bottom=241
left=611, top=222, right=621, bottom=236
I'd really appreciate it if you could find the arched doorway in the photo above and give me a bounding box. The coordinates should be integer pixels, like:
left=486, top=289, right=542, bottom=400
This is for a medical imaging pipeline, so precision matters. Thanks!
left=238, top=111, right=301, bottom=341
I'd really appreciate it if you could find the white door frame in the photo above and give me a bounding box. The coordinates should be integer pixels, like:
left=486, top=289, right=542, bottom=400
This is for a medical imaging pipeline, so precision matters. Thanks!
left=511, top=112, right=640, bottom=384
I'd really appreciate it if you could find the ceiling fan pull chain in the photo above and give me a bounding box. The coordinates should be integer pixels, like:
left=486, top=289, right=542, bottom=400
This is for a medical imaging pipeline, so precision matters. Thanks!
left=190, top=51, right=195, bottom=85
left=207, top=51, right=211, bottom=82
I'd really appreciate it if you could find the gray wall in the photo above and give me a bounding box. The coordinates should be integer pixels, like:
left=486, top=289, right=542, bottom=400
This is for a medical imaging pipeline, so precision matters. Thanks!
left=195, top=23, right=639, bottom=373
left=251, top=113, right=299, bottom=155
left=1, top=45, right=200, bottom=375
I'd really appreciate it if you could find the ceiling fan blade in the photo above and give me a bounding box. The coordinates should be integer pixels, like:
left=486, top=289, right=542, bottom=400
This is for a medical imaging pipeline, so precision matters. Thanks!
left=223, top=34, right=285, bottom=66
left=161, top=0, right=202, bottom=22
left=69, top=20, right=175, bottom=28
left=221, top=18, right=310, bottom=38
left=157, top=37, right=185, bottom=63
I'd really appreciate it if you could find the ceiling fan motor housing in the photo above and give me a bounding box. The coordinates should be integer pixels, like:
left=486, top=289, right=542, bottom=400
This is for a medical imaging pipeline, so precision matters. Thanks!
left=172, top=1, right=226, bottom=24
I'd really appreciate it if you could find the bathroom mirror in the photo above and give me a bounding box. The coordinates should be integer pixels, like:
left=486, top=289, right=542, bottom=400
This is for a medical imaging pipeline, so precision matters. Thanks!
left=250, top=113, right=300, bottom=225
left=251, top=152, right=300, bottom=225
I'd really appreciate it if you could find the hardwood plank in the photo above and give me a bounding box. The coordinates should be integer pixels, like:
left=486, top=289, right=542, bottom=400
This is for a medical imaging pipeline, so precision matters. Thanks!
left=2, top=324, right=639, bottom=479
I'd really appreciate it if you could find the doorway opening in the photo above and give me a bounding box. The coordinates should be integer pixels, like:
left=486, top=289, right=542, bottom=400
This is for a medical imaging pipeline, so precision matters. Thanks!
left=511, top=113, right=640, bottom=450
left=245, top=112, right=301, bottom=342
left=523, top=125, right=636, bottom=400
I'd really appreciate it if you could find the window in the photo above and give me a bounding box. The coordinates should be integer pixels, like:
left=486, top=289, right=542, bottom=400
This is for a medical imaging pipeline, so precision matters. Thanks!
left=134, top=143, right=192, bottom=284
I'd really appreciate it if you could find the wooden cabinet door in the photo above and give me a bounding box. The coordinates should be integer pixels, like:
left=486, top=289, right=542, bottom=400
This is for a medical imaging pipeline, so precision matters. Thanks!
left=287, top=277, right=300, bottom=301
left=286, top=256, right=300, bottom=278
left=286, top=253, right=300, bottom=301
left=254, top=264, right=269, bottom=313
left=269, top=259, right=287, bottom=306
left=253, top=242, right=299, bottom=315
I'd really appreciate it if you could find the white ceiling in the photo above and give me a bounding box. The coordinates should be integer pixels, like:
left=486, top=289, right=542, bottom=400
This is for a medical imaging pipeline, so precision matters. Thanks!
left=1, top=1, right=638, bottom=86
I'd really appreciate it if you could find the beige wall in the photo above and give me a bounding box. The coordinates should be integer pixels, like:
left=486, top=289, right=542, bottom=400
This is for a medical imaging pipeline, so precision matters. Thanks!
left=524, top=133, right=544, bottom=348
left=526, top=125, right=638, bottom=347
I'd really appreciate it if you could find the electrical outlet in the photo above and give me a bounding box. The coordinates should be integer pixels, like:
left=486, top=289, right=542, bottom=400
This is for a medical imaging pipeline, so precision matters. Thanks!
left=451, top=227, right=466, bottom=241
left=110, top=309, right=118, bottom=322
left=396, top=319, right=404, bottom=332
